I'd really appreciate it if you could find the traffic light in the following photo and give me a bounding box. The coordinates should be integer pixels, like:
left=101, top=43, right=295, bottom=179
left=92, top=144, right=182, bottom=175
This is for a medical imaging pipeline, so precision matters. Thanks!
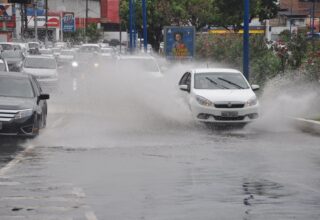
left=8, top=0, right=32, bottom=3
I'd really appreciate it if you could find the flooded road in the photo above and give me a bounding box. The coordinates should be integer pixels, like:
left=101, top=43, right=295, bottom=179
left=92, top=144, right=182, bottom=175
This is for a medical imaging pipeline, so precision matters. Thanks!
left=1, top=63, right=320, bottom=219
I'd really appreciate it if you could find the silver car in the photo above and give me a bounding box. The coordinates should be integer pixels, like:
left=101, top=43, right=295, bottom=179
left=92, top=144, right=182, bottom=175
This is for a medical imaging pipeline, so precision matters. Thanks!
left=22, top=55, right=58, bottom=93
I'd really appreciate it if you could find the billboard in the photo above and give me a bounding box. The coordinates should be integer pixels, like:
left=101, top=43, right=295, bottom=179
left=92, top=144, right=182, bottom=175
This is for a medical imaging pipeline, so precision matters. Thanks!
left=164, top=26, right=195, bottom=60
left=27, top=16, right=60, bottom=28
left=0, top=3, right=12, bottom=21
left=62, top=12, right=76, bottom=32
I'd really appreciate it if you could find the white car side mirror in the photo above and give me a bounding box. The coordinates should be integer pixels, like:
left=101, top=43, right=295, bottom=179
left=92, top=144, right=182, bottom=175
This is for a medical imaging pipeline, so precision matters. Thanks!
left=179, top=84, right=189, bottom=92
left=251, top=84, right=260, bottom=91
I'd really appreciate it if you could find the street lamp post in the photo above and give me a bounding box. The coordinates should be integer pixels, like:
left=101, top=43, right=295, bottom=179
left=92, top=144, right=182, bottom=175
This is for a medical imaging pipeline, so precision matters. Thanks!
left=45, top=0, right=48, bottom=45
left=129, top=0, right=133, bottom=51
left=34, top=1, right=38, bottom=42
left=142, top=0, right=147, bottom=52
left=243, top=0, right=250, bottom=80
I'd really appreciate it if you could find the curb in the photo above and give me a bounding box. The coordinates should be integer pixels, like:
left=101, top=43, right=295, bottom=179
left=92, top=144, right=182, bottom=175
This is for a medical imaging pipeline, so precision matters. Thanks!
left=294, top=118, right=320, bottom=135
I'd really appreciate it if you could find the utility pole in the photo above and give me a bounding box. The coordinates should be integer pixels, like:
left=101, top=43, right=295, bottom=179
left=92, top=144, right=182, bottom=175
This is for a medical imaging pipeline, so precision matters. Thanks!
left=60, top=11, right=64, bottom=42
left=243, top=0, right=250, bottom=80
left=45, top=0, right=48, bottom=45
left=289, top=0, right=293, bottom=35
left=311, top=0, right=316, bottom=51
left=20, top=3, right=24, bottom=40
left=85, top=0, right=88, bottom=40
left=129, top=0, right=133, bottom=52
left=142, top=0, right=147, bottom=52
left=34, top=0, right=38, bottom=42
left=24, top=4, right=27, bottom=37
left=311, top=0, right=316, bottom=36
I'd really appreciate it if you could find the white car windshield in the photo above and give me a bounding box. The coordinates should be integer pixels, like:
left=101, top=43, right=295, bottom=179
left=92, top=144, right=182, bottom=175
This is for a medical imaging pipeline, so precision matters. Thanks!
left=24, top=57, right=57, bottom=69
left=194, top=72, right=249, bottom=90
left=0, top=77, right=34, bottom=98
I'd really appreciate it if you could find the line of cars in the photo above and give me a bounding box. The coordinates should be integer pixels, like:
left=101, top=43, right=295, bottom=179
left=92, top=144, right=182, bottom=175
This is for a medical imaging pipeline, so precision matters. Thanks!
left=0, top=41, right=56, bottom=138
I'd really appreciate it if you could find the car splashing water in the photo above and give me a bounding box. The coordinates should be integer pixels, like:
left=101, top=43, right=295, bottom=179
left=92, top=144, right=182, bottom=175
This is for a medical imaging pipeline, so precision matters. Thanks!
left=29, top=57, right=320, bottom=148
left=31, top=57, right=206, bottom=148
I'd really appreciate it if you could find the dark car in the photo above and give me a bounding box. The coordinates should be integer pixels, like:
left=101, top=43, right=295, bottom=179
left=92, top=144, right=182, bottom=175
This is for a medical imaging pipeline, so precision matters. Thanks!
left=0, top=72, right=49, bottom=137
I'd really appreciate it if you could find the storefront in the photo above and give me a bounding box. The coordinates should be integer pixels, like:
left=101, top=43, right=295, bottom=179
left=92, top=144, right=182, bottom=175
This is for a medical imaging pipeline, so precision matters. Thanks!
left=26, top=15, right=60, bottom=41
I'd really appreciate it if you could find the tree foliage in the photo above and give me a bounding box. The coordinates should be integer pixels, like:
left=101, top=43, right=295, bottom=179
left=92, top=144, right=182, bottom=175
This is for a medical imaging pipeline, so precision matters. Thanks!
left=119, top=0, right=278, bottom=48
left=211, top=0, right=278, bottom=30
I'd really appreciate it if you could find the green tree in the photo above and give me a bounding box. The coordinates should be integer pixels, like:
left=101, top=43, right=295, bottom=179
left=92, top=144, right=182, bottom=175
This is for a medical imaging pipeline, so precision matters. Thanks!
left=211, top=0, right=278, bottom=30
left=120, top=0, right=278, bottom=49
left=86, top=24, right=101, bottom=43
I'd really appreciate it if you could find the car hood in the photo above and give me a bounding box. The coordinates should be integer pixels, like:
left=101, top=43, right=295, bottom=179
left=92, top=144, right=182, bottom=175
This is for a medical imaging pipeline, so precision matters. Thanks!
left=194, top=89, right=256, bottom=103
left=23, top=67, right=57, bottom=77
left=0, top=96, right=35, bottom=110
left=59, top=55, right=74, bottom=59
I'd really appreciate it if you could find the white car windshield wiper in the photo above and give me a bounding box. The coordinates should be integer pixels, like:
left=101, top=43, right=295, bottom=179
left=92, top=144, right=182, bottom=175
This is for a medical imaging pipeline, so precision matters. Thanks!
left=217, top=77, right=245, bottom=89
left=205, top=77, right=229, bottom=89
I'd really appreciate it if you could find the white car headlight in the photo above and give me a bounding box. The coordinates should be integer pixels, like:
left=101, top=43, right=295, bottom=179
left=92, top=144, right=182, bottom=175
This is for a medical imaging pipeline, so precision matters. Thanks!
left=246, top=97, right=258, bottom=107
left=15, top=109, right=33, bottom=119
left=72, top=61, right=78, bottom=67
left=196, top=96, right=214, bottom=107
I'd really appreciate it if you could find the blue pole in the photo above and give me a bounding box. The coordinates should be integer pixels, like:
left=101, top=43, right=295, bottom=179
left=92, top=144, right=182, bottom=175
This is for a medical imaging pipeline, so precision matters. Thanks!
left=129, top=0, right=133, bottom=51
left=243, top=0, right=250, bottom=80
left=133, top=0, right=136, bottom=50
left=142, top=0, right=148, bottom=52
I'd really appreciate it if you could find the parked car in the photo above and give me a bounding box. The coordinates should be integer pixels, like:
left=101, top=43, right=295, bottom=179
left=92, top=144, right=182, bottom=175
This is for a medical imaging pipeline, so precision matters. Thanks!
left=22, top=55, right=58, bottom=93
left=0, top=72, right=49, bottom=137
left=178, top=68, right=259, bottom=125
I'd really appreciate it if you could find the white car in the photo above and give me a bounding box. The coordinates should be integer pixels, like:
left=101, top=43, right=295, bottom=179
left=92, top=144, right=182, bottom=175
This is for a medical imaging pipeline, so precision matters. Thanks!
left=179, top=68, right=259, bottom=124
left=116, top=55, right=162, bottom=78
left=58, top=49, right=75, bottom=64
left=22, top=55, right=58, bottom=92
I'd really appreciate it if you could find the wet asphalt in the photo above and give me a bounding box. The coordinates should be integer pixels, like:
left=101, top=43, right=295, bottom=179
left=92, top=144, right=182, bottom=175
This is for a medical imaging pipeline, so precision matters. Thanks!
left=0, top=62, right=320, bottom=220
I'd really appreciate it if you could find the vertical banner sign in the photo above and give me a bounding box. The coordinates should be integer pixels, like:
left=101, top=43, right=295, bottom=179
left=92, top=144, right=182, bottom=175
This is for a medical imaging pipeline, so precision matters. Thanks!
left=164, top=26, right=195, bottom=60
left=62, top=12, right=75, bottom=32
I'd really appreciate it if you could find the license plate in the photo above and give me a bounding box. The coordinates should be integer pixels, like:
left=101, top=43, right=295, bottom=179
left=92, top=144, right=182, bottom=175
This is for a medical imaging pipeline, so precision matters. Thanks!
left=221, top=111, right=238, bottom=117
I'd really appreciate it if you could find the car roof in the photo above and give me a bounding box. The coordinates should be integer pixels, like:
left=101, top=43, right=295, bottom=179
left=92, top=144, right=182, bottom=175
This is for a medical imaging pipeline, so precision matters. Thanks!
left=0, top=71, right=30, bottom=78
left=25, top=55, right=55, bottom=59
left=82, top=44, right=99, bottom=47
left=192, top=68, right=242, bottom=74
left=117, top=55, right=156, bottom=60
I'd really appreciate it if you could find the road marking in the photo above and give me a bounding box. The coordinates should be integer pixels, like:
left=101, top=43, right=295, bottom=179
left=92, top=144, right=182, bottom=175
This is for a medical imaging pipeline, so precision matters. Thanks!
left=73, top=78, right=77, bottom=91
left=85, top=211, right=98, bottom=220
left=0, top=145, right=35, bottom=177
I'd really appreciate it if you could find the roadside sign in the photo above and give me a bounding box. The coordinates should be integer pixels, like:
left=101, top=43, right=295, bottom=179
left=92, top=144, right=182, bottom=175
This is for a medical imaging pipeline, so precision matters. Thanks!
left=0, top=3, right=12, bottom=21
left=62, top=12, right=76, bottom=32
left=164, top=26, right=195, bottom=60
